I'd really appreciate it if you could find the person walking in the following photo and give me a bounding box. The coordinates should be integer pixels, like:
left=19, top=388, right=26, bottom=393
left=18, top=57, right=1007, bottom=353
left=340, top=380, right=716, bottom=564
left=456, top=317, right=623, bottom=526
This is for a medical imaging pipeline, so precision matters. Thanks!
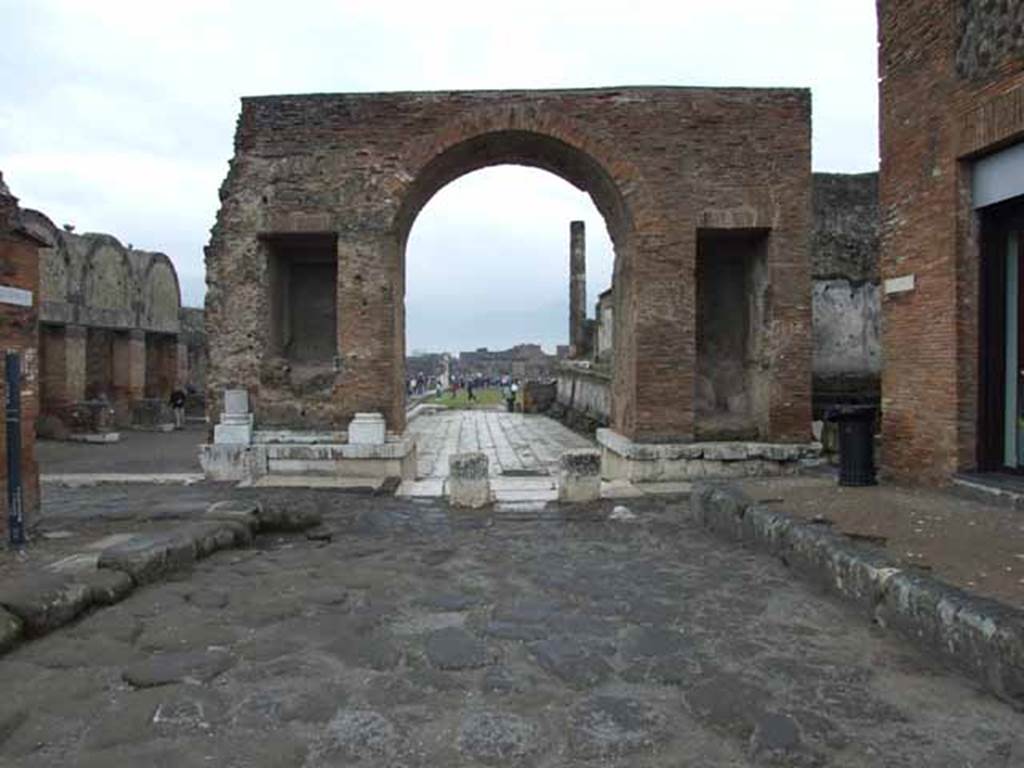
left=169, top=387, right=187, bottom=430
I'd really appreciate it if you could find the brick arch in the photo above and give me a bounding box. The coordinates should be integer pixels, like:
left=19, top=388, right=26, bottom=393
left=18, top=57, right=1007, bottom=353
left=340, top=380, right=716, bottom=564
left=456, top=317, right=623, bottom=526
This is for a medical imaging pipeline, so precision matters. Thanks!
left=392, top=105, right=658, bottom=250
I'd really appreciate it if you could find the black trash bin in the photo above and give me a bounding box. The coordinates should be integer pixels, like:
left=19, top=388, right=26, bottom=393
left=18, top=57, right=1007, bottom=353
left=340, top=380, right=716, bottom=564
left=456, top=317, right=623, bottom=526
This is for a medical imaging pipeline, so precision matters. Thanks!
left=825, top=405, right=877, bottom=487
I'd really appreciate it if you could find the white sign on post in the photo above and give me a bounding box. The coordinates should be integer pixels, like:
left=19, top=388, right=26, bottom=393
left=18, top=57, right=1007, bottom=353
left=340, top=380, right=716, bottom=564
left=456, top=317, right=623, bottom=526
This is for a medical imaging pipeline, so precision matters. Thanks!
left=0, top=286, right=32, bottom=307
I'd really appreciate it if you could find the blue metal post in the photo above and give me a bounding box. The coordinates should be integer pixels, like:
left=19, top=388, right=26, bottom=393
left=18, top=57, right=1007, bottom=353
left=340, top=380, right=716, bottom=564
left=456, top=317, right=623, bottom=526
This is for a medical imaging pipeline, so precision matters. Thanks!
left=5, top=351, right=24, bottom=547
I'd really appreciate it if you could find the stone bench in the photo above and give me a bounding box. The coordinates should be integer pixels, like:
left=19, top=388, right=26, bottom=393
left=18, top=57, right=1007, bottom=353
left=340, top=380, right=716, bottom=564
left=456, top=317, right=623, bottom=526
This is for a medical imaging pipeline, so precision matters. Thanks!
left=557, top=449, right=602, bottom=502
left=448, top=452, right=492, bottom=508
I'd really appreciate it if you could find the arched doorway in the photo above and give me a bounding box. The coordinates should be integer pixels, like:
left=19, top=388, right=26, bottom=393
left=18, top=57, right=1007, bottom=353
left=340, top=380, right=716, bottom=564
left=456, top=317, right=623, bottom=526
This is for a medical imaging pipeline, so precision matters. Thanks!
left=391, top=128, right=634, bottom=434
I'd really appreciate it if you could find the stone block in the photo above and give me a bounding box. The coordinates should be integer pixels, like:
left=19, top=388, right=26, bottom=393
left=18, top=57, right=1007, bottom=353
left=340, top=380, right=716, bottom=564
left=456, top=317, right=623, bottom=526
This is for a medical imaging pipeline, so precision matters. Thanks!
left=223, top=388, right=250, bottom=416
left=80, top=568, right=135, bottom=606
left=557, top=449, right=602, bottom=503
left=702, top=443, right=749, bottom=461
left=0, top=575, right=93, bottom=636
left=205, top=499, right=262, bottom=531
left=256, top=501, right=323, bottom=531
left=200, top=444, right=267, bottom=481
left=349, top=412, right=386, bottom=446
left=448, top=452, right=491, bottom=508
left=214, top=421, right=253, bottom=445
left=97, top=531, right=198, bottom=585
left=0, top=607, right=23, bottom=653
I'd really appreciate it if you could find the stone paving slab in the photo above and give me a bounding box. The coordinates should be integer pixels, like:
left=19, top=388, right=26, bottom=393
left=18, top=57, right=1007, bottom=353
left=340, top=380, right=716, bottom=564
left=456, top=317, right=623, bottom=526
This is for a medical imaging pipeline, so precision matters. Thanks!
left=407, top=410, right=593, bottom=480
left=0, top=494, right=1020, bottom=766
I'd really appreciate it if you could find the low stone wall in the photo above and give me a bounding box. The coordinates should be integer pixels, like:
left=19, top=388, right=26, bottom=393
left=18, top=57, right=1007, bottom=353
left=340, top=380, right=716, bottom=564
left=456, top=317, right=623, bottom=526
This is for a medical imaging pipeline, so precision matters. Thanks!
left=553, top=364, right=610, bottom=433
left=598, top=429, right=821, bottom=482
left=691, top=482, right=1024, bottom=708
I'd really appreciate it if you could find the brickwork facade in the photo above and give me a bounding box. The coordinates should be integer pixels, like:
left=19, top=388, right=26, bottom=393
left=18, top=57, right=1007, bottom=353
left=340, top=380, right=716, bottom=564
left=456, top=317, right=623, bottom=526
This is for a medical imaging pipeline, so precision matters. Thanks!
left=207, top=87, right=812, bottom=444
left=878, top=0, right=1024, bottom=482
left=0, top=174, right=43, bottom=530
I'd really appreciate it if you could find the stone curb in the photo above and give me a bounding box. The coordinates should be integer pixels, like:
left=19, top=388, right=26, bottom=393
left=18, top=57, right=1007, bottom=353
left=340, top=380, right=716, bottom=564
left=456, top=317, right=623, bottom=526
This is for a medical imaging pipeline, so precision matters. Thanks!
left=0, top=499, right=323, bottom=659
left=691, top=481, right=1024, bottom=709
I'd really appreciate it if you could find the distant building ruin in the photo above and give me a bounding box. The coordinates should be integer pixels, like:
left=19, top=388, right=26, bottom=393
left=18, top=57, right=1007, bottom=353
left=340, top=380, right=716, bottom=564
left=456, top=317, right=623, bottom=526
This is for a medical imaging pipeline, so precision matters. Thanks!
left=18, top=209, right=205, bottom=435
left=456, top=344, right=559, bottom=381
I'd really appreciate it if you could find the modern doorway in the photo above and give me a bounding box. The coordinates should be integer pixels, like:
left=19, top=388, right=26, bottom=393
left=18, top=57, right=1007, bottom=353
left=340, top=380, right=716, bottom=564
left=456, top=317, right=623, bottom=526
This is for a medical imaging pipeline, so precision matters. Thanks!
left=979, top=195, right=1024, bottom=470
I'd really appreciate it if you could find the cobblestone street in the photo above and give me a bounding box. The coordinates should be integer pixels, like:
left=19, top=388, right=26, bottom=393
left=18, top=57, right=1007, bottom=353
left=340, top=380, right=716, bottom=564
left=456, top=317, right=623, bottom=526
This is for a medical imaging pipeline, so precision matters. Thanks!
left=0, top=493, right=1019, bottom=766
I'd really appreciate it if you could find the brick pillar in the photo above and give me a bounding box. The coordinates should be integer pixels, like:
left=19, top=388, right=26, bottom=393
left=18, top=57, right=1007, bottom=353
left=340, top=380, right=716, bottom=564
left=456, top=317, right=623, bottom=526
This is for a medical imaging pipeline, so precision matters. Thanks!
left=570, top=220, right=586, bottom=357
left=64, top=324, right=87, bottom=404
left=176, top=340, right=188, bottom=388
left=337, top=230, right=404, bottom=433
left=113, top=329, right=146, bottom=406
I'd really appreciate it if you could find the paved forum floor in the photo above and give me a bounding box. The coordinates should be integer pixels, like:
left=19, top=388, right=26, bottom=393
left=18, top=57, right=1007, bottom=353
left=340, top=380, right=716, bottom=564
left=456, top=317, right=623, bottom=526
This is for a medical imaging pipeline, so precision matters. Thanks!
left=402, top=410, right=595, bottom=499
left=0, top=491, right=1020, bottom=766
left=37, top=425, right=206, bottom=476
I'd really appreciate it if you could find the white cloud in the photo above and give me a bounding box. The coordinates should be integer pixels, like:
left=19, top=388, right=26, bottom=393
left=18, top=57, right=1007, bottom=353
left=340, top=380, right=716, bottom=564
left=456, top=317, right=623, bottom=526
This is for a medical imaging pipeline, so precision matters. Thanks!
left=0, top=0, right=879, bottom=346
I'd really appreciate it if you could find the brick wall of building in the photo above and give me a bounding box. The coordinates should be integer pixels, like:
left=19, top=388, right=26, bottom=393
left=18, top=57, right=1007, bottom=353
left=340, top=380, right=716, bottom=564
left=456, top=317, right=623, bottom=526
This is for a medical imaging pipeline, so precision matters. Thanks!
left=878, top=0, right=1024, bottom=482
left=207, top=87, right=812, bottom=444
left=0, top=176, right=42, bottom=532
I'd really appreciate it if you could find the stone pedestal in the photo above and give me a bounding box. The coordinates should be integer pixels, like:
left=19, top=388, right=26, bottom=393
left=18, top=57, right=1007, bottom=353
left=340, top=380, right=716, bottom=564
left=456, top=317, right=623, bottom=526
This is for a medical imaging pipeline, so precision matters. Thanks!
left=349, top=412, right=386, bottom=445
left=557, top=449, right=601, bottom=502
left=447, top=452, right=491, bottom=508
left=214, top=388, right=253, bottom=445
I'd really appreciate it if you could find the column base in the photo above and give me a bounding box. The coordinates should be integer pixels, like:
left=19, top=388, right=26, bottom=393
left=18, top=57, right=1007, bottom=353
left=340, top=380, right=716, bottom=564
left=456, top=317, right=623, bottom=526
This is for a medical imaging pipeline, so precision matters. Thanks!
left=596, top=428, right=823, bottom=482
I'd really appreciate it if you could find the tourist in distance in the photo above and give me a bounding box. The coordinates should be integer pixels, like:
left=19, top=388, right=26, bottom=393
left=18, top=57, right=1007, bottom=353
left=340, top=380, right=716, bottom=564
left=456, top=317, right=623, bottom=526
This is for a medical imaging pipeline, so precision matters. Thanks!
left=168, top=387, right=187, bottom=430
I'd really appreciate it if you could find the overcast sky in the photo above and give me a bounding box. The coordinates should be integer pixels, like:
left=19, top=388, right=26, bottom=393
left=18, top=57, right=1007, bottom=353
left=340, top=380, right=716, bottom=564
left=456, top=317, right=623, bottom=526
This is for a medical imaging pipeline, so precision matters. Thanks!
left=0, top=0, right=878, bottom=354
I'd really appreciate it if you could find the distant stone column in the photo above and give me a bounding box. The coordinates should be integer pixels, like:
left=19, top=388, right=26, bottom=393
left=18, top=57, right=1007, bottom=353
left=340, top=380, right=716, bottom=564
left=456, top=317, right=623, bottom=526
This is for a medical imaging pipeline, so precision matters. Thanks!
left=570, top=220, right=586, bottom=357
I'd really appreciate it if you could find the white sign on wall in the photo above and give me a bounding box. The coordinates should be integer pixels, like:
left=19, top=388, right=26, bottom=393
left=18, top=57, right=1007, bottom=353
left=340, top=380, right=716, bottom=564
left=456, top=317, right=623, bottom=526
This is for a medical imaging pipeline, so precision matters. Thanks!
left=0, top=285, right=33, bottom=307
left=884, top=274, right=916, bottom=295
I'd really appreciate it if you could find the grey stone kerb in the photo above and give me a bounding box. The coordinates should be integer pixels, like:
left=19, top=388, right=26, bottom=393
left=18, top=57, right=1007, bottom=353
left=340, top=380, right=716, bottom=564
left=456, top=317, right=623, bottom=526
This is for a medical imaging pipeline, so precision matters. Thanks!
left=690, top=481, right=1024, bottom=709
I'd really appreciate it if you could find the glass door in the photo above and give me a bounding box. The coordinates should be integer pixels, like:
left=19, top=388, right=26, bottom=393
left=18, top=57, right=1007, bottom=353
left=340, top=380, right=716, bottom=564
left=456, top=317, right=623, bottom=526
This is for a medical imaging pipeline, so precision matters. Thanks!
left=1006, top=231, right=1022, bottom=468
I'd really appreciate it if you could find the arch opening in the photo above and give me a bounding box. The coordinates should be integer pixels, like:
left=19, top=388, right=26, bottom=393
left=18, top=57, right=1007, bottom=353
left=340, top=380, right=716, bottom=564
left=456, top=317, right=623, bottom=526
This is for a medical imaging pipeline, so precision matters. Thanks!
left=395, top=130, right=634, bottom=252
left=394, top=130, right=632, bottom=422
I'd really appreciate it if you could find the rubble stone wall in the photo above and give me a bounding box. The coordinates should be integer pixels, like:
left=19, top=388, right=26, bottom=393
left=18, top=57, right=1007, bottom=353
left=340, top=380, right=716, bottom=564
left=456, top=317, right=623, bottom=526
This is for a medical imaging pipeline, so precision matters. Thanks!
left=810, top=172, right=881, bottom=415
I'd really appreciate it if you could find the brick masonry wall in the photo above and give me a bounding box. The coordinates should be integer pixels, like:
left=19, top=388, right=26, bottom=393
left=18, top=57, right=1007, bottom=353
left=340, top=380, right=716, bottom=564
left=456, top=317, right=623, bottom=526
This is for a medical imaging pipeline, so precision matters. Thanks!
left=0, top=227, right=41, bottom=531
left=878, top=0, right=1024, bottom=482
left=207, top=87, right=812, bottom=444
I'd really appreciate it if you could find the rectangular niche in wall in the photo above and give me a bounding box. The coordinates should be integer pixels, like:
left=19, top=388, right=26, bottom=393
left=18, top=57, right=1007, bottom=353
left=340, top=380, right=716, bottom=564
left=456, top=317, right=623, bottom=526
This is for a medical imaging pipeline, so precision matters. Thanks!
left=266, top=233, right=339, bottom=369
left=695, top=228, right=770, bottom=441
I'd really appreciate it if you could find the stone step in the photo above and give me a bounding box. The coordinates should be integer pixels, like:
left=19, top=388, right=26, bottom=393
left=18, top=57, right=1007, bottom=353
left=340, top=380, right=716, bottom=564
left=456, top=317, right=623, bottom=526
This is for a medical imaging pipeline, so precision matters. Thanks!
left=264, top=444, right=350, bottom=461
left=253, top=430, right=348, bottom=445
